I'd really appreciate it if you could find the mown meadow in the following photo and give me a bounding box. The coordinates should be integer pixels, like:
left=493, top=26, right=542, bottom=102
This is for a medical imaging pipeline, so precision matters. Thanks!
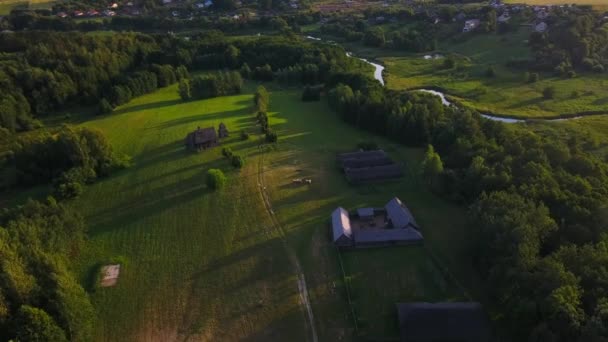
left=381, top=28, right=608, bottom=119
left=62, top=81, right=476, bottom=340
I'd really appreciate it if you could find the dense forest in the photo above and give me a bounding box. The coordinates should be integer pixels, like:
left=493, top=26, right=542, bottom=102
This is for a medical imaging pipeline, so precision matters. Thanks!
left=326, top=74, right=608, bottom=341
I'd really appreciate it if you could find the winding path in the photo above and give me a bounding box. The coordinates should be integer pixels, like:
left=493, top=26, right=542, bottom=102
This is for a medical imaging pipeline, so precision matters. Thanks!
left=256, top=149, right=318, bottom=342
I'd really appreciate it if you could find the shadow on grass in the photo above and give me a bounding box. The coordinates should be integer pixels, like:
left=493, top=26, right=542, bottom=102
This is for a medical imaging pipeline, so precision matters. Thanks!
left=87, top=171, right=212, bottom=235
left=112, top=99, right=183, bottom=115
left=507, top=96, right=543, bottom=109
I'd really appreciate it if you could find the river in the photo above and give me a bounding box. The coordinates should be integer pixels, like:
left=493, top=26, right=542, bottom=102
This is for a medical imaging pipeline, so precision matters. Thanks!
left=304, top=35, right=585, bottom=123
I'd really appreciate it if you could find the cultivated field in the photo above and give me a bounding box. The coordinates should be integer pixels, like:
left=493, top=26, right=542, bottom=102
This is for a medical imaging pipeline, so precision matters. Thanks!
left=64, top=81, right=476, bottom=340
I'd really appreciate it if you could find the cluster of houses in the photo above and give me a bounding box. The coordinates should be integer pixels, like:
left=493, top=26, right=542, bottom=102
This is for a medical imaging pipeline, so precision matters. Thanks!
left=458, top=0, right=553, bottom=33
left=56, top=2, right=141, bottom=18
left=337, top=150, right=403, bottom=183
left=330, top=197, right=492, bottom=340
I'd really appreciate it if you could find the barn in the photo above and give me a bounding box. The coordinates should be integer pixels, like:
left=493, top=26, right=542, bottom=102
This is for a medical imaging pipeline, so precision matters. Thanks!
left=185, top=126, right=218, bottom=150
left=331, top=207, right=353, bottom=247
left=330, top=197, right=423, bottom=248
left=396, top=302, right=491, bottom=342
left=337, top=150, right=403, bottom=183
left=345, top=164, right=403, bottom=183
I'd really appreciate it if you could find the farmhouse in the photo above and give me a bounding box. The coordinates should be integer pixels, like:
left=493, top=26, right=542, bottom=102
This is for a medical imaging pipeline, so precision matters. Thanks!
left=396, top=302, right=491, bottom=342
left=463, top=19, right=480, bottom=32
left=185, top=126, right=218, bottom=150
left=338, top=150, right=403, bottom=183
left=330, top=197, right=423, bottom=248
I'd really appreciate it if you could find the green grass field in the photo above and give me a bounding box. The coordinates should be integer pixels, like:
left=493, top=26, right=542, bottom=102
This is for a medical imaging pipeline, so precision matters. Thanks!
left=378, top=28, right=608, bottom=118
left=53, top=81, right=480, bottom=340
left=0, top=0, right=54, bottom=14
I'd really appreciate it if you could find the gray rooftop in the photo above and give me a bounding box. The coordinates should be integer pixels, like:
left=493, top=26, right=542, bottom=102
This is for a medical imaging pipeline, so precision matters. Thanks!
left=385, top=197, right=417, bottom=229
left=357, top=207, right=374, bottom=218
left=354, top=227, right=423, bottom=244
left=331, top=207, right=352, bottom=242
left=396, top=302, right=491, bottom=342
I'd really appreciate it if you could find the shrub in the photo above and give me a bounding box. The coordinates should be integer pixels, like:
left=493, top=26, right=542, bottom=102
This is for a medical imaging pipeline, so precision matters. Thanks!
left=571, top=90, right=580, bottom=98
left=54, top=181, right=83, bottom=200
left=221, top=147, right=233, bottom=158
left=231, top=154, right=245, bottom=168
left=567, top=70, right=576, bottom=78
left=443, top=58, right=455, bottom=69
left=240, top=130, right=249, bottom=140
left=98, top=98, right=113, bottom=115
left=592, top=64, right=605, bottom=73
left=528, top=72, right=539, bottom=83
left=542, top=86, right=555, bottom=99
left=265, top=130, right=278, bottom=143
left=485, top=66, right=496, bottom=78
left=302, top=85, right=322, bottom=102
left=206, top=169, right=226, bottom=190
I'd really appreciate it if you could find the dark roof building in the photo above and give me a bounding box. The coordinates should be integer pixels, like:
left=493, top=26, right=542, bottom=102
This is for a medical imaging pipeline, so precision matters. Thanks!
left=341, top=155, right=394, bottom=169
left=185, top=126, right=218, bottom=150
left=385, top=197, right=418, bottom=229
left=396, top=302, right=491, bottom=342
left=355, top=227, right=423, bottom=245
left=331, top=207, right=353, bottom=246
left=330, top=197, right=423, bottom=248
left=337, top=150, right=387, bottom=162
left=345, top=164, right=403, bottom=183
left=357, top=207, right=374, bottom=220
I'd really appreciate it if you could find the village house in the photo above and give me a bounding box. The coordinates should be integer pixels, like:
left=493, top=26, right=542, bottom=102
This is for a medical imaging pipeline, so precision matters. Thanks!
left=396, top=302, right=491, bottom=341
left=185, top=126, right=218, bottom=151
left=463, top=19, right=480, bottom=32
left=331, top=197, right=423, bottom=248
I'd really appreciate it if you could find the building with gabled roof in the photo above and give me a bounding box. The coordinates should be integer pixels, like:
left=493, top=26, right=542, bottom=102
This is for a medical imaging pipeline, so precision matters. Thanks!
left=396, top=302, right=491, bottom=342
left=331, top=207, right=353, bottom=246
left=330, top=197, right=423, bottom=248
left=385, top=197, right=418, bottom=229
left=185, top=126, right=218, bottom=151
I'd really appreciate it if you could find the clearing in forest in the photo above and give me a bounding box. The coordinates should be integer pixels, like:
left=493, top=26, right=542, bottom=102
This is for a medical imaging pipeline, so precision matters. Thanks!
left=71, top=81, right=476, bottom=341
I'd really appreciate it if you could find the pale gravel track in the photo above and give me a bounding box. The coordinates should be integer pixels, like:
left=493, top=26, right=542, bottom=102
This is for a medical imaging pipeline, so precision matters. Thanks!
left=256, top=148, right=318, bottom=342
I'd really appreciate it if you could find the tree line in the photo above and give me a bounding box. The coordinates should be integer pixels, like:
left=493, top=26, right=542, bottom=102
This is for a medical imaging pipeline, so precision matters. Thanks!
left=0, top=198, right=94, bottom=341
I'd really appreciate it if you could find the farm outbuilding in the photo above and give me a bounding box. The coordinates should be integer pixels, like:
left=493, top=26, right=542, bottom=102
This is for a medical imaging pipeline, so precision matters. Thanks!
left=330, top=197, right=423, bottom=248
left=396, top=302, right=491, bottom=342
left=331, top=207, right=353, bottom=247
left=345, top=164, right=403, bottom=183
left=385, top=197, right=418, bottom=229
left=185, top=126, right=218, bottom=151
left=337, top=150, right=403, bottom=183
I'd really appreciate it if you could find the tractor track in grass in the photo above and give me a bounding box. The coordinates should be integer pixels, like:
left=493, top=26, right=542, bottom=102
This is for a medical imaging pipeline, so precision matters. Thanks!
left=256, top=148, right=318, bottom=342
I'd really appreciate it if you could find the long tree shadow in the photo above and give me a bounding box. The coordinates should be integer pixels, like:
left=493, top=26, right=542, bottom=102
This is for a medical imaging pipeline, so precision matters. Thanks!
left=112, top=99, right=183, bottom=115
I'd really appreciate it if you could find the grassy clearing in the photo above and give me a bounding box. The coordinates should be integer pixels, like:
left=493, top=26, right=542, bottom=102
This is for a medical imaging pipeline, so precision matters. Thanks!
left=252, top=87, right=478, bottom=338
left=0, top=0, right=54, bottom=14
left=55, top=81, right=479, bottom=340
left=377, top=28, right=608, bottom=118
